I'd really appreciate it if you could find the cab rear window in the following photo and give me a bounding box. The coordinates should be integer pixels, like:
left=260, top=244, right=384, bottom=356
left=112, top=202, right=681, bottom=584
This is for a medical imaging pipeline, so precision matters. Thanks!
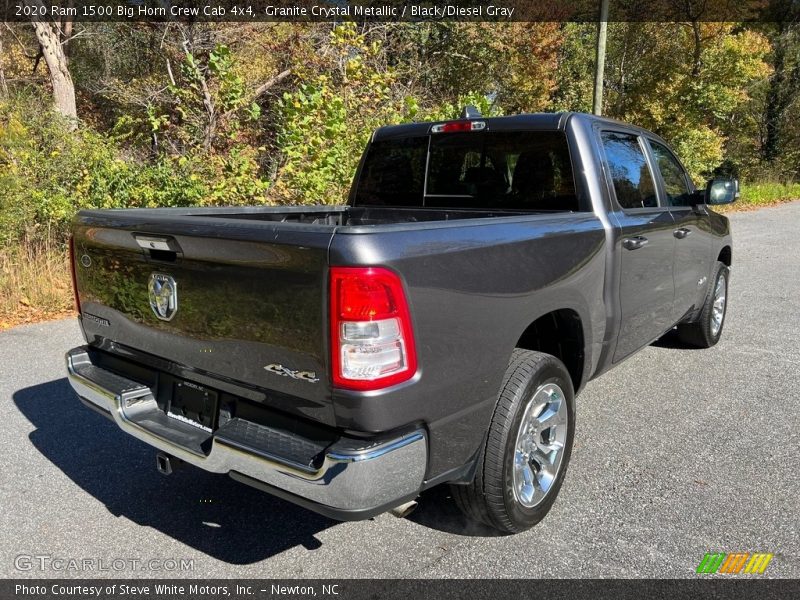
left=353, top=131, right=580, bottom=212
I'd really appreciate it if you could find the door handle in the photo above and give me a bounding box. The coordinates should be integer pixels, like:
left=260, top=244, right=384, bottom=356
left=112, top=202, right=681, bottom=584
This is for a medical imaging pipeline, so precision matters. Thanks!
left=622, top=236, right=649, bottom=250
left=673, top=228, right=692, bottom=239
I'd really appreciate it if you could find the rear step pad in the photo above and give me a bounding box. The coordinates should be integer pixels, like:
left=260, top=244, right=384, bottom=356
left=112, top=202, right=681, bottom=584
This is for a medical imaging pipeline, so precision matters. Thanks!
left=70, top=351, right=211, bottom=455
left=71, top=349, right=327, bottom=470
left=215, top=418, right=327, bottom=473
left=70, top=360, right=151, bottom=404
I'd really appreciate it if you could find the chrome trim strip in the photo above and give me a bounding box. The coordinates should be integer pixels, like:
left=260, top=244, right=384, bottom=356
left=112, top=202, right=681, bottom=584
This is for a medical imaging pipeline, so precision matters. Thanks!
left=326, top=432, right=425, bottom=462
left=66, top=348, right=427, bottom=511
left=135, top=236, right=173, bottom=251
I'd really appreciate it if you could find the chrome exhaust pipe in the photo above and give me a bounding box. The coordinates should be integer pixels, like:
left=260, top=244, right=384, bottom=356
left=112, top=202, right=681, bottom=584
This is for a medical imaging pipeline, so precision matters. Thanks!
left=390, top=500, right=418, bottom=519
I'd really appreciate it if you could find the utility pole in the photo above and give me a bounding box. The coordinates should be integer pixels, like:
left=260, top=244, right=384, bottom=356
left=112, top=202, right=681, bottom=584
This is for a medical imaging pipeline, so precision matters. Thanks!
left=592, top=0, right=609, bottom=116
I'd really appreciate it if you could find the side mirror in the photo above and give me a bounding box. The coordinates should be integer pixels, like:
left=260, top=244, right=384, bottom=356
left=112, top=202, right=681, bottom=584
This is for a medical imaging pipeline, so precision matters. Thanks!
left=705, top=178, right=739, bottom=205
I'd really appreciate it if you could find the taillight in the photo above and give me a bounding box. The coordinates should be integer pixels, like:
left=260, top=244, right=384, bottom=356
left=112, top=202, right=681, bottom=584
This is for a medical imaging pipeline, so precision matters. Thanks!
left=68, top=236, right=81, bottom=313
left=430, top=120, right=486, bottom=133
left=330, top=267, right=417, bottom=391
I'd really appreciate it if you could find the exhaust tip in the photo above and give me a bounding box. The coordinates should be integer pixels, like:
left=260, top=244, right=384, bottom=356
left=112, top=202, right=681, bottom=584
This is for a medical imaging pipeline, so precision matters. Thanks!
left=156, top=452, right=173, bottom=476
left=389, top=500, right=418, bottom=519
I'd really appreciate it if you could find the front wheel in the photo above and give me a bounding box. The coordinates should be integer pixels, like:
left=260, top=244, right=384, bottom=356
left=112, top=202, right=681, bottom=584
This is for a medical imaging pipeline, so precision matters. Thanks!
left=451, top=349, right=575, bottom=533
left=676, top=261, right=729, bottom=348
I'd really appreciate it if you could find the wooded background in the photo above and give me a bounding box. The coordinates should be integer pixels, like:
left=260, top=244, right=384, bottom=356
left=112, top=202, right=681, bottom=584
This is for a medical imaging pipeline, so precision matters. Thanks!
left=0, top=19, right=799, bottom=323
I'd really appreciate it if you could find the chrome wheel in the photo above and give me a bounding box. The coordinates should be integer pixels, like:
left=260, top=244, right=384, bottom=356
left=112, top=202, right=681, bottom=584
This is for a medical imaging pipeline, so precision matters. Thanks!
left=710, top=273, right=727, bottom=337
left=512, top=383, right=568, bottom=508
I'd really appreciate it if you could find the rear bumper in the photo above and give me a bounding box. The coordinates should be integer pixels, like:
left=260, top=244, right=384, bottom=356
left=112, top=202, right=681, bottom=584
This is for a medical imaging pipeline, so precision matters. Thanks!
left=65, top=346, right=427, bottom=520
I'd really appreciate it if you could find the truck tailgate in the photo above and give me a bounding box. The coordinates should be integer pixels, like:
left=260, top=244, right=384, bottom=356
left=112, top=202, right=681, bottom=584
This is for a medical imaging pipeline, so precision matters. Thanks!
left=72, top=213, right=335, bottom=426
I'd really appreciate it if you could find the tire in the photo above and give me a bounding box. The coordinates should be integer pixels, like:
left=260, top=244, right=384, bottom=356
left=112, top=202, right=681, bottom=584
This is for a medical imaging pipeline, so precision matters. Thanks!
left=676, top=261, right=729, bottom=348
left=451, top=349, right=575, bottom=534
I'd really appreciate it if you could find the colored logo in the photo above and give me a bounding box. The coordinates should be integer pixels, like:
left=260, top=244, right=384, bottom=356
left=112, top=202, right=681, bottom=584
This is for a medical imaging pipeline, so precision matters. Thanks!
left=696, top=552, right=773, bottom=575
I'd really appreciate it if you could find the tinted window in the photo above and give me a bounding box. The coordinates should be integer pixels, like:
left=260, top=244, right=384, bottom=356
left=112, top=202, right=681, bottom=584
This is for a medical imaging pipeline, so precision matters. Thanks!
left=601, top=132, right=657, bottom=209
left=649, top=140, right=692, bottom=206
left=354, top=131, right=580, bottom=212
left=353, top=136, right=428, bottom=207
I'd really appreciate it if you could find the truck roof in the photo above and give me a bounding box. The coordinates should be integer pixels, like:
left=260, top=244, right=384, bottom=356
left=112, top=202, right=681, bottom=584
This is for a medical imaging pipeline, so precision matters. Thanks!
left=371, top=112, right=657, bottom=141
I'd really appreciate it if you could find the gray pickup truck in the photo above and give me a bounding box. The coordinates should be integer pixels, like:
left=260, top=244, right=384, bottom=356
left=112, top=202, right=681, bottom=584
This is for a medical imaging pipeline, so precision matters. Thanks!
left=65, top=111, right=736, bottom=533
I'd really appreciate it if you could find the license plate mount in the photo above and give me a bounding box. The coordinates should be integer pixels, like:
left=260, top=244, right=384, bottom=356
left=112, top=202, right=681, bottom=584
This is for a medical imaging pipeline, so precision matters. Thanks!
left=167, top=380, right=218, bottom=432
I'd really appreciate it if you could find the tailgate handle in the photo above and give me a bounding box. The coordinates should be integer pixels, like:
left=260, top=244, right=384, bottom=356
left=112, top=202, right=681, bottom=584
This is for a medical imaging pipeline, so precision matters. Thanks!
left=134, top=235, right=181, bottom=261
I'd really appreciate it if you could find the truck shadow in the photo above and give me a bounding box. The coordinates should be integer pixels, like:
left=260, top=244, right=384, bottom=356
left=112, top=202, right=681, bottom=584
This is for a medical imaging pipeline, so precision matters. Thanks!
left=13, top=379, right=338, bottom=565
left=650, top=329, right=703, bottom=350
left=409, top=486, right=505, bottom=537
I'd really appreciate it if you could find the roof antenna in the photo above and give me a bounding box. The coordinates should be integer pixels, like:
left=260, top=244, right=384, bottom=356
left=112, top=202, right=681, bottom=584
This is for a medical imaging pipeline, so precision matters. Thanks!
left=460, top=105, right=482, bottom=120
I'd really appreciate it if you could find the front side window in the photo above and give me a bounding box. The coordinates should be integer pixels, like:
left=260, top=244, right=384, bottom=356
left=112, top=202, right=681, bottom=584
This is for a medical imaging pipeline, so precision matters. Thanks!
left=600, top=132, right=658, bottom=210
left=649, top=140, right=692, bottom=207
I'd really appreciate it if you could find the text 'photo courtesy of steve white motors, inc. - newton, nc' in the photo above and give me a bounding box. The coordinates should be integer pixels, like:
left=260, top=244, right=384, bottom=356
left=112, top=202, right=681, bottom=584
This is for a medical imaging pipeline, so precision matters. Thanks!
left=14, top=2, right=517, bottom=19
left=14, top=583, right=340, bottom=598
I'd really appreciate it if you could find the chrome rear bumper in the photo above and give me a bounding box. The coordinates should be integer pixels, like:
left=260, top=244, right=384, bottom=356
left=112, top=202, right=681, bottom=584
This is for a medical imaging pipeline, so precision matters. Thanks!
left=66, top=346, right=427, bottom=519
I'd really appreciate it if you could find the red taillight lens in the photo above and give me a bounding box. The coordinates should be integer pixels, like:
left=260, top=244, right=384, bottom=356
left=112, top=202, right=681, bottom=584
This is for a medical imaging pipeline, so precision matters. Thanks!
left=337, top=276, right=397, bottom=320
left=330, top=267, right=417, bottom=391
left=430, top=120, right=486, bottom=133
left=68, top=236, right=81, bottom=313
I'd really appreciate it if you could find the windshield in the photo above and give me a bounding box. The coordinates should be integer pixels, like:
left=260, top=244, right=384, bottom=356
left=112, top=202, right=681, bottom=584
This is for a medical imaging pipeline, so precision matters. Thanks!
left=353, top=130, right=579, bottom=212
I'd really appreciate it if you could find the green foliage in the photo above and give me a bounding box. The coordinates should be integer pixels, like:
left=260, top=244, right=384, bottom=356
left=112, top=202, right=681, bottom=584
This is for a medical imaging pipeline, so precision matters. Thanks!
left=604, top=23, right=771, bottom=181
left=737, top=182, right=800, bottom=209
left=424, top=92, right=504, bottom=121
left=551, top=23, right=595, bottom=114
left=169, top=44, right=254, bottom=147
left=275, top=24, right=417, bottom=204
left=1, top=22, right=796, bottom=235
left=0, top=92, right=269, bottom=246
left=108, top=42, right=262, bottom=153
left=276, top=80, right=352, bottom=203
left=274, top=24, right=518, bottom=205
left=387, top=23, right=562, bottom=114
left=670, top=127, right=725, bottom=184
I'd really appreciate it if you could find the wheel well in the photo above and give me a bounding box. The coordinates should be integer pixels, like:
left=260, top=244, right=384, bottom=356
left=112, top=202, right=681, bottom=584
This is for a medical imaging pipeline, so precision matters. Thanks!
left=718, top=246, right=732, bottom=266
left=516, top=309, right=585, bottom=391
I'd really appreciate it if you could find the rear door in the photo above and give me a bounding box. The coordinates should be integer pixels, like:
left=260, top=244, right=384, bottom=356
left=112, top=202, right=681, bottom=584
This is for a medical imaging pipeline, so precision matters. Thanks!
left=646, top=138, right=713, bottom=322
left=599, top=130, right=676, bottom=362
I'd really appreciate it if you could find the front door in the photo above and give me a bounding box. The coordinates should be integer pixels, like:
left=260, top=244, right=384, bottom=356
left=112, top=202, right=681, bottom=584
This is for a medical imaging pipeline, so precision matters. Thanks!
left=647, top=139, right=713, bottom=322
left=599, top=130, right=676, bottom=362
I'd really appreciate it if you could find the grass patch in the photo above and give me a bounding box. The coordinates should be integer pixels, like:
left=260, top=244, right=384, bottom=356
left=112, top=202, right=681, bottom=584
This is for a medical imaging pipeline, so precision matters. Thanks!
left=0, top=238, right=74, bottom=330
left=721, top=182, right=800, bottom=212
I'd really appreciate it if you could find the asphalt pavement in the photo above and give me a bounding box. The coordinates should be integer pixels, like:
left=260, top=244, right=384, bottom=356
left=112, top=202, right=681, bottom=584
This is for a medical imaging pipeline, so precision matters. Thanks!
left=1, top=203, right=798, bottom=579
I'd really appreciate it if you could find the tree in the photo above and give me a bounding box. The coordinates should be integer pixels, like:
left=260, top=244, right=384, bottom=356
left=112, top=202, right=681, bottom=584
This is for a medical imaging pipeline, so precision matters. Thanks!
left=762, top=18, right=799, bottom=165
left=0, top=28, right=8, bottom=98
left=600, top=22, right=769, bottom=179
left=25, top=0, right=77, bottom=123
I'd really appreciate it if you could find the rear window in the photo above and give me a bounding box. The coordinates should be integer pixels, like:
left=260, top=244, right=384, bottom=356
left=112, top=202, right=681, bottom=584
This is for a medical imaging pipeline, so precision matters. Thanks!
left=353, top=131, right=580, bottom=212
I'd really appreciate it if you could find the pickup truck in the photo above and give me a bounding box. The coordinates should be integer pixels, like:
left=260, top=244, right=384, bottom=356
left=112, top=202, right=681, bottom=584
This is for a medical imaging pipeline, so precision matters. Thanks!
left=65, top=111, right=736, bottom=533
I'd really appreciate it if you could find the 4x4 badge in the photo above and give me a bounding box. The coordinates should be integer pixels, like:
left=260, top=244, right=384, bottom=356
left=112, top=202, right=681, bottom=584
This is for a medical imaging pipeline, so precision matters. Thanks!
left=264, top=363, right=319, bottom=383
left=148, top=273, right=178, bottom=321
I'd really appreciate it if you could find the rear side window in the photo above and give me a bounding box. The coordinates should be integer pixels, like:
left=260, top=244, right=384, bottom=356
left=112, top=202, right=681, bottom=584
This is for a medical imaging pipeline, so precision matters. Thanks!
left=601, top=132, right=658, bottom=210
left=649, top=140, right=692, bottom=207
left=353, top=130, right=580, bottom=212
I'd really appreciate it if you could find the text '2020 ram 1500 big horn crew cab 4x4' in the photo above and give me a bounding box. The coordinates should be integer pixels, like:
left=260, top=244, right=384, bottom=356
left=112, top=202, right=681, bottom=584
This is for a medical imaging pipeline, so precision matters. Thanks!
left=65, top=111, right=737, bottom=533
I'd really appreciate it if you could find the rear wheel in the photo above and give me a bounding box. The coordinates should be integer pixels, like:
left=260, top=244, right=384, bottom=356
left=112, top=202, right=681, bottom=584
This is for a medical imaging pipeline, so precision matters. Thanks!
left=676, top=261, right=729, bottom=348
left=451, top=349, right=575, bottom=533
